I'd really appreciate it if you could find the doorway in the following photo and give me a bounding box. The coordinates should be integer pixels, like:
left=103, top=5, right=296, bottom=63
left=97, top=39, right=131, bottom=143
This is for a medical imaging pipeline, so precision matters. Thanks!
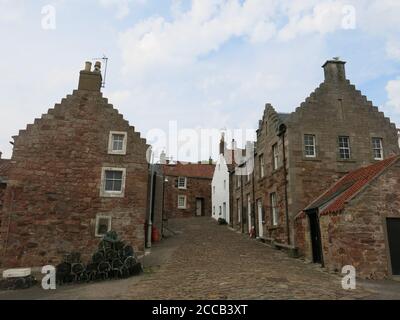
left=257, top=200, right=264, bottom=238
left=307, top=209, right=323, bottom=265
left=387, top=218, right=400, bottom=275
left=196, top=198, right=204, bottom=217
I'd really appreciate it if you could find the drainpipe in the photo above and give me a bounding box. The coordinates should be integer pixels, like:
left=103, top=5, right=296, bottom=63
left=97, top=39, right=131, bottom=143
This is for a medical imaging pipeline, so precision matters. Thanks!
left=161, top=175, right=167, bottom=238
left=240, top=172, right=244, bottom=234
left=146, top=152, right=155, bottom=249
left=252, top=166, right=256, bottom=236
left=279, top=124, right=291, bottom=245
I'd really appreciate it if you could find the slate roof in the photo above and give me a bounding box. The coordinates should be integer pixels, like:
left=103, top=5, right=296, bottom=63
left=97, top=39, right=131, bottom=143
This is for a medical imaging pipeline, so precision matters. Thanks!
left=162, top=162, right=215, bottom=179
left=303, top=156, right=400, bottom=216
left=0, top=159, right=11, bottom=183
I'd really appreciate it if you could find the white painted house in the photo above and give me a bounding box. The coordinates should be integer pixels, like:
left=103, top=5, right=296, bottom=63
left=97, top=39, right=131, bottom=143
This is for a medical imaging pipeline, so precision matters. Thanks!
left=211, top=153, right=230, bottom=224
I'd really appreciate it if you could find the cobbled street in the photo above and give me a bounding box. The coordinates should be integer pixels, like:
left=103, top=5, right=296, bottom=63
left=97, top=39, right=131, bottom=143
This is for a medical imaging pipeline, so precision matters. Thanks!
left=1, top=217, right=399, bottom=300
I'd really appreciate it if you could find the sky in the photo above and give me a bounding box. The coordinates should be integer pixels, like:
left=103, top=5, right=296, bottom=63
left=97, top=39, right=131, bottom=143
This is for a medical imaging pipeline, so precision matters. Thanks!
left=0, top=0, right=399, bottom=162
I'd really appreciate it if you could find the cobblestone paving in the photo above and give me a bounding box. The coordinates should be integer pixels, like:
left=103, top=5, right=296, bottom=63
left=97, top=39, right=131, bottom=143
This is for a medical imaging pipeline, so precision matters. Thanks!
left=120, top=218, right=371, bottom=300
left=0, top=217, right=386, bottom=300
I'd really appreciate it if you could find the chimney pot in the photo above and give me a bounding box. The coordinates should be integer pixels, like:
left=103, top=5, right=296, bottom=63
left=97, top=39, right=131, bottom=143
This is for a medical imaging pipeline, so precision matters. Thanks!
left=94, top=61, right=101, bottom=73
left=84, top=61, right=92, bottom=72
left=322, top=58, right=346, bottom=82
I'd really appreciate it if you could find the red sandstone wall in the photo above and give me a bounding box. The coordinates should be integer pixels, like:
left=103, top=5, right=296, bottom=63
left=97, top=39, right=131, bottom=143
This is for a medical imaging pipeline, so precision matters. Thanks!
left=0, top=90, right=149, bottom=268
left=164, top=176, right=212, bottom=219
left=319, top=164, right=400, bottom=279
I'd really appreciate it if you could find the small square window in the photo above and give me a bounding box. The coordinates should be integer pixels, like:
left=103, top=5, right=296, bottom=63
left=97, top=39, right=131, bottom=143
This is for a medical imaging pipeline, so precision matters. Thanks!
left=108, top=131, right=127, bottom=155
left=95, top=215, right=112, bottom=237
left=100, top=167, right=126, bottom=197
left=178, top=177, right=187, bottom=189
left=178, top=195, right=187, bottom=209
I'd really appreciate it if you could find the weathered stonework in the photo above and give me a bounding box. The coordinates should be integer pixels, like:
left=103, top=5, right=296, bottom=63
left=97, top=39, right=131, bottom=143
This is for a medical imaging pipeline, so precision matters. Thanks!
left=0, top=65, right=149, bottom=268
left=162, top=163, right=214, bottom=219
left=296, top=157, right=400, bottom=279
left=231, top=60, right=399, bottom=250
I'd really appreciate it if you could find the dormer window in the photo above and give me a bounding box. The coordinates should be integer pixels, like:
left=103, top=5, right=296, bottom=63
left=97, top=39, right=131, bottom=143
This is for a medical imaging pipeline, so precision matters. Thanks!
left=108, top=131, right=127, bottom=155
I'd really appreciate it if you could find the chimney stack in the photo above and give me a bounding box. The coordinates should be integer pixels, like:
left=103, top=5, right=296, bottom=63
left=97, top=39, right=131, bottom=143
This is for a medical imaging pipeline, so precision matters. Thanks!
left=219, top=132, right=226, bottom=156
left=78, top=61, right=102, bottom=92
left=322, top=58, right=346, bottom=83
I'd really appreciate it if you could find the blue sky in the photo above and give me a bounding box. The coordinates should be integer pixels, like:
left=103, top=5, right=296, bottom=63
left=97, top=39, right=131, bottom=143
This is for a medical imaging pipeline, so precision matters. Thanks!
left=0, top=0, right=399, bottom=161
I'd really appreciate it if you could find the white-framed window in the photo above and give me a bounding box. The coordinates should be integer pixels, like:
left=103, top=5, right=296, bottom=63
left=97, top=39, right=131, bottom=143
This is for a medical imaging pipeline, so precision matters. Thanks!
left=272, top=143, right=279, bottom=170
left=178, top=195, right=187, bottom=209
left=372, top=137, right=383, bottom=160
left=219, top=206, right=222, bottom=216
left=237, top=175, right=241, bottom=188
left=259, top=154, right=265, bottom=178
left=213, top=186, right=216, bottom=194
left=100, top=167, right=126, bottom=197
left=108, top=131, right=127, bottom=155
left=178, top=177, right=187, bottom=189
left=95, top=215, right=112, bottom=237
left=213, top=206, right=215, bottom=216
left=224, top=180, right=227, bottom=190
left=304, top=134, right=316, bottom=158
left=339, top=136, right=351, bottom=160
left=271, top=193, right=278, bottom=226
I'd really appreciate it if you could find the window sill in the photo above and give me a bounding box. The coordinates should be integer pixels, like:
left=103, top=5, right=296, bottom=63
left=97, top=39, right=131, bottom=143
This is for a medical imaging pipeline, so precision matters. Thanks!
left=100, top=191, right=125, bottom=198
left=302, top=157, right=321, bottom=162
left=337, top=159, right=357, bottom=163
left=108, top=151, right=127, bottom=155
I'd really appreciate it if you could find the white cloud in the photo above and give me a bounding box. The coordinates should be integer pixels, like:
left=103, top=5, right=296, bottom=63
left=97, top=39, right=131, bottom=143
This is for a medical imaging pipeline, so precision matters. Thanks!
left=99, top=0, right=147, bottom=19
left=278, top=0, right=347, bottom=41
left=118, top=0, right=281, bottom=73
left=0, top=0, right=25, bottom=23
left=386, top=79, right=400, bottom=113
left=386, top=39, right=400, bottom=61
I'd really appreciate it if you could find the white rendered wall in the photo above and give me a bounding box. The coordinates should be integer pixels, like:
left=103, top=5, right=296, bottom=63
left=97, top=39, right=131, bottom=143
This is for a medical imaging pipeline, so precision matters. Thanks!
left=211, top=154, right=230, bottom=224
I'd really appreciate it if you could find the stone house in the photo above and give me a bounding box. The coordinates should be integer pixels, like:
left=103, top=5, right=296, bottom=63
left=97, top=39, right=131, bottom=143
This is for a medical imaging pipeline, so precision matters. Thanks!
left=231, top=59, right=399, bottom=251
left=230, top=142, right=256, bottom=234
left=0, top=154, right=10, bottom=222
left=0, top=62, right=150, bottom=268
left=295, top=156, right=400, bottom=280
left=162, top=162, right=215, bottom=219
